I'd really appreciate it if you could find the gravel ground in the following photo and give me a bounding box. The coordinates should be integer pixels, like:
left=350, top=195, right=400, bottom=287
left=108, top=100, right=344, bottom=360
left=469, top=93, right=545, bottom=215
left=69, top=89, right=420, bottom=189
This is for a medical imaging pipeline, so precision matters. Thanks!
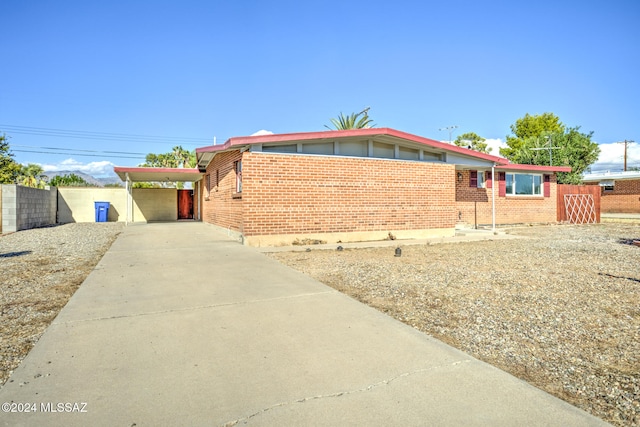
left=268, top=223, right=640, bottom=427
left=0, top=223, right=123, bottom=388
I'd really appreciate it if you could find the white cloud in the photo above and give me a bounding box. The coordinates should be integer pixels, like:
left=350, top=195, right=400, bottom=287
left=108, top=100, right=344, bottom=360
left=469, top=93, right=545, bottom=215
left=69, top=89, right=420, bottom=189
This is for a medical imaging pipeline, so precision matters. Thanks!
left=591, top=142, right=640, bottom=172
left=484, top=138, right=507, bottom=157
left=441, top=138, right=507, bottom=157
left=40, top=158, right=117, bottom=177
left=251, top=129, right=274, bottom=136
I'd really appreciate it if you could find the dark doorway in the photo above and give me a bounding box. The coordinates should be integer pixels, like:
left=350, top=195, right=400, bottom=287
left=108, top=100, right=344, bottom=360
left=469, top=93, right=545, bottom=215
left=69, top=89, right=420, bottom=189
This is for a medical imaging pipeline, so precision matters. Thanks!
left=178, top=189, right=194, bottom=220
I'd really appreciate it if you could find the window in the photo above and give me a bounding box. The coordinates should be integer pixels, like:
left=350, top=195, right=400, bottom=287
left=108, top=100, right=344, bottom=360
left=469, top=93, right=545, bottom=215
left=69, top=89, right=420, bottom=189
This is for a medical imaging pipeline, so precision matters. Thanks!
left=505, top=173, right=542, bottom=196
left=301, top=142, right=334, bottom=155
left=372, top=142, right=394, bottom=158
left=339, top=140, right=368, bottom=157
left=477, top=172, right=485, bottom=188
left=600, top=180, right=615, bottom=192
left=398, top=146, right=419, bottom=160
left=263, top=144, right=297, bottom=153
left=234, top=161, right=242, bottom=193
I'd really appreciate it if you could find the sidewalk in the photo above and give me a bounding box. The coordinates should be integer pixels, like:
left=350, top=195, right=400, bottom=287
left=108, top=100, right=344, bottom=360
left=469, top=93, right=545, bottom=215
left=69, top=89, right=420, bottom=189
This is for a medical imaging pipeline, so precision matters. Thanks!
left=601, top=212, right=640, bottom=223
left=0, top=222, right=607, bottom=426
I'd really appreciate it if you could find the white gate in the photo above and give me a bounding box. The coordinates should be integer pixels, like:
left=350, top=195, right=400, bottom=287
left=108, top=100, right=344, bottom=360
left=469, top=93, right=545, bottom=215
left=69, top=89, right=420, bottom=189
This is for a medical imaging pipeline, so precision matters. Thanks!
left=564, top=194, right=597, bottom=224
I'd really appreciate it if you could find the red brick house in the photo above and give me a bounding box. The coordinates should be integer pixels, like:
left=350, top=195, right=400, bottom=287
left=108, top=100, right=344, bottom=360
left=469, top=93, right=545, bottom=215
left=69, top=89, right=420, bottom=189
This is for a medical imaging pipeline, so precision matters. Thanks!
left=195, top=128, right=570, bottom=246
left=583, top=171, right=640, bottom=213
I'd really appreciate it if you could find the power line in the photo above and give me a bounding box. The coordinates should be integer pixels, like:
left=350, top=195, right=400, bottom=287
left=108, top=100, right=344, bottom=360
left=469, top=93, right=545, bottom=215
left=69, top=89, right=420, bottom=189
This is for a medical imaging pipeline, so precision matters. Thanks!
left=12, top=149, right=146, bottom=160
left=0, top=124, right=212, bottom=146
left=12, top=144, right=148, bottom=156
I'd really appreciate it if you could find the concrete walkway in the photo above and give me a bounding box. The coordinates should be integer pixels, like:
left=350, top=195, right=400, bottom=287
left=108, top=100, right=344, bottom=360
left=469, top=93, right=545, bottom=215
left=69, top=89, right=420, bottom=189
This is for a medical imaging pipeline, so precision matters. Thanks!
left=601, top=212, right=640, bottom=222
left=0, top=223, right=607, bottom=426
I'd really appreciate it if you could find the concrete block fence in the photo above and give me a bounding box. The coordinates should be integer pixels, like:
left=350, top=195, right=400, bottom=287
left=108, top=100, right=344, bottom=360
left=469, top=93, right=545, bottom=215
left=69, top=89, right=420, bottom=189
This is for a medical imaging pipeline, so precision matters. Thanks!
left=0, top=185, right=58, bottom=234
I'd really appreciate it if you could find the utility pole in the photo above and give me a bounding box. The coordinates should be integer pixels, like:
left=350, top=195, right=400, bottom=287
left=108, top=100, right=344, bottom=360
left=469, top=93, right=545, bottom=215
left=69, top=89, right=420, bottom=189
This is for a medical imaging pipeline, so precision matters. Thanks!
left=617, top=140, right=635, bottom=171
left=439, top=125, right=458, bottom=144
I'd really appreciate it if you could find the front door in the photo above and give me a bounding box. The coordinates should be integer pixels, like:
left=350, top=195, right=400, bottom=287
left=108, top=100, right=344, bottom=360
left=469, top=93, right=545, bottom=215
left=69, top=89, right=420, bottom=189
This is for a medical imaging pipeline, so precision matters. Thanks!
left=178, top=189, right=194, bottom=220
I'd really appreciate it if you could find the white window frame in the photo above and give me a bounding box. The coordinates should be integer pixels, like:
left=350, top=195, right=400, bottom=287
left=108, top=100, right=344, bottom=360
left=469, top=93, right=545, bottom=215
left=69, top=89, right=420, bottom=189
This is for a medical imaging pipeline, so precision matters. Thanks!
left=505, top=172, right=543, bottom=196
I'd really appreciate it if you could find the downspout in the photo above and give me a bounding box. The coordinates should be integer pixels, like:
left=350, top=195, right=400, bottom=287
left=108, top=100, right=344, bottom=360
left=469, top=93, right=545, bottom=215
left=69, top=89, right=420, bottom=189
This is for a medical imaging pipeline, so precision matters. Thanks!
left=491, top=164, right=496, bottom=232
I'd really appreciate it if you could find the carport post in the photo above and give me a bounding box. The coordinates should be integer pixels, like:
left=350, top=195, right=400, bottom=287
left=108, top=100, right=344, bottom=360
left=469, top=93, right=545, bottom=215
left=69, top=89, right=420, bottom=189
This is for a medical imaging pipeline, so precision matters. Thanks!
left=491, top=164, right=496, bottom=232
left=125, top=172, right=132, bottom=225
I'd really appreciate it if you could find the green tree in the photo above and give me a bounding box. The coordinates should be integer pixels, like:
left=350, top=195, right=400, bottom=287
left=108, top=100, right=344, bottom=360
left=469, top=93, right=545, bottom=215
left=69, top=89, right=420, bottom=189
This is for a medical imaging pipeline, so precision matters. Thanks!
left=325, top=109, right=375, bottom=130
left=18, top=163, right=48, bottom=188
left=455, top=132, right=491, bottom=154
left=140, top=147, right=196, bottom=188
left=502, top=113, right=600, bottom=184
left=133, top=182, right=162, bottom=188
left=0, top=134, right=21, bottom=184
left=500, top=113, right=565, bottom=159
left=141, top=152, right=178, bottom=168
left=172, top=145, right=196, bottom=168
left=49, top=173, right=95, bottom=187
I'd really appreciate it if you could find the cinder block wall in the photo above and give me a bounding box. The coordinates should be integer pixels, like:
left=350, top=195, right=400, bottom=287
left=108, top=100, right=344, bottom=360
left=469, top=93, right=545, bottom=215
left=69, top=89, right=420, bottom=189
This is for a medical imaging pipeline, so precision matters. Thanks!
left=132, top=188, right=177, bottom=221
left=587, top=180, right=640, bottom=213
left=0, top=185, right=57, bottom=233
left=455, top=170, right=558, bottom=226
left=58, top=187, right=178, bottom=222
left=57, top=188, right=127, bottom=222
left=241, top=152, right=457, bottom=238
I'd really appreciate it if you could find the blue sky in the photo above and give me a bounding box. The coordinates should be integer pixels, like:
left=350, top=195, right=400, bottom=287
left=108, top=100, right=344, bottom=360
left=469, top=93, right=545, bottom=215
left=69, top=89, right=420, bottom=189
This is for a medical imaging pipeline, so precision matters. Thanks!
left=1, top=0, right=639, bottom=177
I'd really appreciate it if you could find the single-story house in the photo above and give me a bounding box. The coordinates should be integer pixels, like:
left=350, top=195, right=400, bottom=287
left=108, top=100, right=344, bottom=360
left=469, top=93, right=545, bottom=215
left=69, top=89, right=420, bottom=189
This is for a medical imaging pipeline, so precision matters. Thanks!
left=582, top=171, right=640, bottom=213
left=195, top=128, right=570, bottom=246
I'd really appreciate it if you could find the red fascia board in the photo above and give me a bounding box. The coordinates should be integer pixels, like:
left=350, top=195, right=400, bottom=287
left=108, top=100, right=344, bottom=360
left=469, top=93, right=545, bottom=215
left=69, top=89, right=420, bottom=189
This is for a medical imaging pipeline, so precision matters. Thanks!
left=196, top=127, right=507, bottom=163
left=496, top=164, right=571, bottom=173
left=114, top=167, right=201, bottom=174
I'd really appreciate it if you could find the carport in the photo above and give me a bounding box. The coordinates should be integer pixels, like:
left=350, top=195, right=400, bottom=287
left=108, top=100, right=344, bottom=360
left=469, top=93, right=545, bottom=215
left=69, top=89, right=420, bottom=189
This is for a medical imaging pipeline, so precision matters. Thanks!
left=114, top=167, right=204, bottom=224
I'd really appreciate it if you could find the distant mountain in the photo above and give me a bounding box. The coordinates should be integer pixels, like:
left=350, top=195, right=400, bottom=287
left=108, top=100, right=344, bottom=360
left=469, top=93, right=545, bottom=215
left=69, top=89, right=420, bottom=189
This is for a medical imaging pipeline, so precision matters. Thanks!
left=46, top=171, right=122, bottom=187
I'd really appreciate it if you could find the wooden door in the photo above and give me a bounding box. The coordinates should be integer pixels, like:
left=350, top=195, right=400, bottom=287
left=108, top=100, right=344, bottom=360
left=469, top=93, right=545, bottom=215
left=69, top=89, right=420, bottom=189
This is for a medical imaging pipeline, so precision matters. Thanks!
left=178, top=190, right=194, bottom=220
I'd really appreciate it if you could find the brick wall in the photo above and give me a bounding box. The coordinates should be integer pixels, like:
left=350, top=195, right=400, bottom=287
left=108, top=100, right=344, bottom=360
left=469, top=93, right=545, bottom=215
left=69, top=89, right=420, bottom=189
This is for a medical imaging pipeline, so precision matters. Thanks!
left=455, top=170, right=558, bottom=226
left=202, top=150, right=244, bottom=232
left=240, top=152, right=456, bottom=236
left=586, top=180, right=640, bottom=213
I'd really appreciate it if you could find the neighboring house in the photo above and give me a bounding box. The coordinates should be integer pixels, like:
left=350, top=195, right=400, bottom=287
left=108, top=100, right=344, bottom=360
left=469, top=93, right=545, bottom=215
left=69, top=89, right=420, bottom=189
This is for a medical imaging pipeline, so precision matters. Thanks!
left=582, top=171, right=640, bottom=213
left=195, top=128, right=570, bottom=247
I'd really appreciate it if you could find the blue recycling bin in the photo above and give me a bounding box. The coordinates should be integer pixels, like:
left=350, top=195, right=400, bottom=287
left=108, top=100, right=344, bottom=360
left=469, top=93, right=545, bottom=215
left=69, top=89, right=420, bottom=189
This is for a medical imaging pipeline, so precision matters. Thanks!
left=94, top=201, right=110, bottom=222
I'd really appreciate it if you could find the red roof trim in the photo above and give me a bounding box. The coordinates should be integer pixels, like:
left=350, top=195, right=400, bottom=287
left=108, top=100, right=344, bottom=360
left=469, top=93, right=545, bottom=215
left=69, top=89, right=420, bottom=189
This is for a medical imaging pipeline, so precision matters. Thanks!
left=196, top=127, right=506, bottom=163
left=113, top=167, right=201, bottom=174
left=495, top=164, right=571, bottom=173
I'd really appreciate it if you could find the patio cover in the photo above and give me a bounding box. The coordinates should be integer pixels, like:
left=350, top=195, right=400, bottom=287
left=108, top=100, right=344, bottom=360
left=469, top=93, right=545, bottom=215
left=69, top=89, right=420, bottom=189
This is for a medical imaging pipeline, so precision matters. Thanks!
left=113, top=167, right=204, bottom=224
left=114, top=167, right=203, bottom=183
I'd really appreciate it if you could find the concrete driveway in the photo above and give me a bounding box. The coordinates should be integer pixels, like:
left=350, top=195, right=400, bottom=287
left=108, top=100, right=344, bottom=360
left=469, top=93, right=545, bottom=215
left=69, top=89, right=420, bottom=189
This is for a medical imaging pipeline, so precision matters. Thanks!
left=0, top=222, right=607, bottom=426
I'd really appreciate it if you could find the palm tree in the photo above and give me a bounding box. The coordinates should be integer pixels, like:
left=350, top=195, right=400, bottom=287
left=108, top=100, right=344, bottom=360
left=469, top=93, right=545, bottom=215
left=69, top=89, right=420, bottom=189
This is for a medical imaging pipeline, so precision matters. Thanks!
left=172, top=145, right=192, bottom=168
left=19, top=163, right=47, bottom=188
left=325, top=108, right=375, bottom=130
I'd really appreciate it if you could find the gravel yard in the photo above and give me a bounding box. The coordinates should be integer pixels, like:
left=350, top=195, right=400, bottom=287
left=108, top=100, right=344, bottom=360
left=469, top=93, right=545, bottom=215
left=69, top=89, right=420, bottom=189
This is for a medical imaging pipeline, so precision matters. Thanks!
left=268, top=223, right=640, bottom=426
left=0, top=223, right=123, bottom=388
left=1, top=221, right=638, bottom=425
